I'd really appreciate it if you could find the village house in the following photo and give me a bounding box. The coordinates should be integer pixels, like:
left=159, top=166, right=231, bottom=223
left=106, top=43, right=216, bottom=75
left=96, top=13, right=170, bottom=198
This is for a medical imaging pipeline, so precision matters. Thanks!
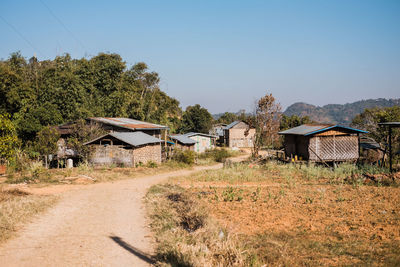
left=56, top=117, right=169, bottom=166
left=209, top=123, right=227, bottom=144
left=223, top=121, right=256, bottom=148
left=279, top=124, right=368, bottom=162
left=182, top=132, right=217, bottom=153
left=83, top=132, right=162, bottom=166
left=169, top=135, right=196, bottom=151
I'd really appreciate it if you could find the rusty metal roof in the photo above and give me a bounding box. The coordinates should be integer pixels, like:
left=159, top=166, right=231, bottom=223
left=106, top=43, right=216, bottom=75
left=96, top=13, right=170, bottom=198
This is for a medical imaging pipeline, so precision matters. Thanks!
left=88, top=117, right=168, bottom=130
left=84, top=131, right=161, bottom=147
left=279, top=124, right=367, bottom=136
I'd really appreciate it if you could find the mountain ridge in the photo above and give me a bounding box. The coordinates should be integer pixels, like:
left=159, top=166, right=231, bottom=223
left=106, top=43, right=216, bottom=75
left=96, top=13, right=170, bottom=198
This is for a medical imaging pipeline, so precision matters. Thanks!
left=283, top=98, right=400, bottom=125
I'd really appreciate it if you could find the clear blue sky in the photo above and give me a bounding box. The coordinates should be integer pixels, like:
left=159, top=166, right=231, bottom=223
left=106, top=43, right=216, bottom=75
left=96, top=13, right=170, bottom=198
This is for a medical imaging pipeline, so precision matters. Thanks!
left=1, top=0, right=399, bottom=113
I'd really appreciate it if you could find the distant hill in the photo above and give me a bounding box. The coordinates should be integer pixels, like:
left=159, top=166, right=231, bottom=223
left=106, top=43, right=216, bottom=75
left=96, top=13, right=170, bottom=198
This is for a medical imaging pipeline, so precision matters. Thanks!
left=283, top=98, right=400, bottom=125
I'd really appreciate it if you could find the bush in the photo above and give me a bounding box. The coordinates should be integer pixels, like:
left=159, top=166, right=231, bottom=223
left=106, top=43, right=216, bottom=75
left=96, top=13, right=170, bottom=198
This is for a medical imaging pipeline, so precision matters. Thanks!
left=146, top=160, right=158, bottom=168
left=213, top=148, right=230, bottom=163
left=172, top=149, right=195, bottom=165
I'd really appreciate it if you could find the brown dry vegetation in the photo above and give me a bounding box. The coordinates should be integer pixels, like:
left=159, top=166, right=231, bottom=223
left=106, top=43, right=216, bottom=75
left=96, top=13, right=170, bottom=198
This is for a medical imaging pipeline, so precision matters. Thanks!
left=157, top=162, right=400, bottom=266
left=2, top=160, right=204, bottom=185
left=0, top=188, right=57, bottom=243
left=2, top=154, right=227, bottom=186
left=146, top=184, right=251, bottom=266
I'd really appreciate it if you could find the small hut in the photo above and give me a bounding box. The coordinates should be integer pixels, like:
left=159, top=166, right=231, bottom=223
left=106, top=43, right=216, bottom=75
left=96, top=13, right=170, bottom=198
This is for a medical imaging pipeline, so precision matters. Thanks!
left=183, top=132, right=217, bottom=153
left=169, top=135, right=196, bottom=151
left=84, top=131, right=162, bottom=166
left=279, top=124, right=368, bottom=162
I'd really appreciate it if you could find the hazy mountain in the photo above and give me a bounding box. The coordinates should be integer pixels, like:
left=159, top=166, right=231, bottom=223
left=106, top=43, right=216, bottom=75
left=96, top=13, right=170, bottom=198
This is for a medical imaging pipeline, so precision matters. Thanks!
left=283, top=98, right=400, bottom=125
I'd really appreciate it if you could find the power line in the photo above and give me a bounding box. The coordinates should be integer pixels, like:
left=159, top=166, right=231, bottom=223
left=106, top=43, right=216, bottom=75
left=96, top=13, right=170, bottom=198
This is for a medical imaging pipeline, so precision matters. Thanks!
left=0, top=14, right=46, bottom=58
left=39, top=0, right=87, bottom=52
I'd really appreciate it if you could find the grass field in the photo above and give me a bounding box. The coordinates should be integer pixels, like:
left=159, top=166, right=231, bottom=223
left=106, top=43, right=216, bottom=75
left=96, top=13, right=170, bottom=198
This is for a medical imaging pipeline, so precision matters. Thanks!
left=148, top=161, right=400, bottom=266
left=0, top=188, right=57, bottom=243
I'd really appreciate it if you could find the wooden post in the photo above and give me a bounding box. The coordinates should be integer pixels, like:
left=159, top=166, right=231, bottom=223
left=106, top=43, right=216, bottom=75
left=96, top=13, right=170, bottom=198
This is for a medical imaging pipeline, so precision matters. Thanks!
left=389, top=126, right=392, bottom=173
left=357, top=133, right=360, bottom=163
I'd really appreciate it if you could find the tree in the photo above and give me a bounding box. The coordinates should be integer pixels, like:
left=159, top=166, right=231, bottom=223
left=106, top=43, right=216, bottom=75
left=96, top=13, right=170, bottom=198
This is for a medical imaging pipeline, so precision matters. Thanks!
left=280, top=114, right=312, bottom=131
left=351, top=106, right=400, bottom=164
left=253, top=93, right=281, bottom=157
left=0, top=52, right=183, bottom=143
left=217, top=112, right=238, bottom=124
left=180, top=104, right=213, bottom=133
left=35, top=126, right=60, bottom=168
left=67, top=120, right=107, bottom=160
left=0, top=114, right=19, bottom=163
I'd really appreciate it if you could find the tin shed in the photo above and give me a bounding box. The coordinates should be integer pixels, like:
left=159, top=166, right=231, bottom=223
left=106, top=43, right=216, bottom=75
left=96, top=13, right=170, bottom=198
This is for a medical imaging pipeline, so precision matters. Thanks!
left=279, top=124, right=368, bottom=162
left=169, top=135, right=196, bottom=151
left=183, top=132, right=217, bottom=153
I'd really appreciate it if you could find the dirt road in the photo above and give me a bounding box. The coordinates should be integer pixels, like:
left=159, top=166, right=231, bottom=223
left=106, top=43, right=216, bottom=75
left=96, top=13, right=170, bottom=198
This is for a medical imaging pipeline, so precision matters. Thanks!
left=0, top=160, right=245, bottom=267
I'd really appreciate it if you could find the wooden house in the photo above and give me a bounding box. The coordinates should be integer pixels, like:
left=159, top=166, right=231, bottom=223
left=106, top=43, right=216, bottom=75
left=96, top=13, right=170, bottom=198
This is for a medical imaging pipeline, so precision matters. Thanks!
left=169, top=135, right=196, bottom=151
left=84, top=132, right=162, bottom=166
left=279, top=124, right=368, bottom=162
left=223, top=121, right=255, bottom=148
left=183, top=132, right=217, bottom=153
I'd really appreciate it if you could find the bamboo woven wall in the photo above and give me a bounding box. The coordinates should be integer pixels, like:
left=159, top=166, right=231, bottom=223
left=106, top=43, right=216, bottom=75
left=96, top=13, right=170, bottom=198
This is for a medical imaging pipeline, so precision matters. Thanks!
left=309, top=135, right=359, bottom=161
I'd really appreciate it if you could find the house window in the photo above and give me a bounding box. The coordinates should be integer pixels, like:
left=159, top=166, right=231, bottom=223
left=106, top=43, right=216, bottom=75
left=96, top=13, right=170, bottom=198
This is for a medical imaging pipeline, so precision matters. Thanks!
left=100, top=139, right=112, bottom=146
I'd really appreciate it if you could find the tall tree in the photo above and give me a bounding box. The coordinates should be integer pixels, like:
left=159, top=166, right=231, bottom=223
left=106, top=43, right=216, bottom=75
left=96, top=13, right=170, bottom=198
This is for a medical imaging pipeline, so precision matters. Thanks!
left=217, top=112, right=238, bottom=124
left=35, top=126, right=60, bottom=168
left=253, top=93, right=281, bottom=157
left=351, top=106, right=400, bottom=152
left=0, top=52, right=183, bottom=143
left=280, top=114, right=312, bottom=131
left=180, top=104, right=213, bottom=133
left=0, top=114, right=19, bottom=164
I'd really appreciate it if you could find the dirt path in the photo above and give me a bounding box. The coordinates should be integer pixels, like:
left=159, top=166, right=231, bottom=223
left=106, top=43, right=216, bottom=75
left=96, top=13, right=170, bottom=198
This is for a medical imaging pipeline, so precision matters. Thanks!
left=0, top=156, right=247, bottom=267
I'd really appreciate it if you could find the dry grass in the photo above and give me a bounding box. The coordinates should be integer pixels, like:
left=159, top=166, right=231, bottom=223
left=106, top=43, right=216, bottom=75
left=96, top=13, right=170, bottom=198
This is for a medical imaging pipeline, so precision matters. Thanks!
left=145, top=184, right=251, bottom=266
left=163, top=161, right=400, bottom=266
left=0, top=188, right=57, bottom=243
left=3, top=158, right=221, bottom=185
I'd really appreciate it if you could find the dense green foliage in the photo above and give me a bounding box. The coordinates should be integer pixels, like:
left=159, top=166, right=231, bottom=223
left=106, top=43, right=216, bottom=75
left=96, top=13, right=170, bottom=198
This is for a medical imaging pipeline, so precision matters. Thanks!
left=0, top=114, right=19, bottom=162
left=280, top=114, right=312, bottom=130
left=284, top=98, right=400, bottom=125
left=351, top=106, right=400, bottom=152
left=0, top=52, right=182, bottom=141
left=34, top=126, right=60, bottom=166
left=179, top=104, right=213, bottom=133
left=172, top=149, right=196, bottom=165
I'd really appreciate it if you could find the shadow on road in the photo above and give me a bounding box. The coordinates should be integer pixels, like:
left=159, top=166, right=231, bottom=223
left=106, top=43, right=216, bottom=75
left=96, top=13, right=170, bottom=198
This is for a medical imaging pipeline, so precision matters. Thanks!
left=109, top=235, right=155, bottom=264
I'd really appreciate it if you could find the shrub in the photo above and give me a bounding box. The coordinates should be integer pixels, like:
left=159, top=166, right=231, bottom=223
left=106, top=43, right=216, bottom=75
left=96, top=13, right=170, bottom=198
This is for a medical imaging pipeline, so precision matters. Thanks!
left=213, top=148, right=230, bottom=162
left=146, top=160, right=158, bottom=168
left=172, top=149, right=195, bottom=165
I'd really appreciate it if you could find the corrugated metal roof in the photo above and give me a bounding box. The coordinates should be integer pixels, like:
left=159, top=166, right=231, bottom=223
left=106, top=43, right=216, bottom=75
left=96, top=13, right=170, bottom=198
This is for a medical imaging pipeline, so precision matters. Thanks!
left=279, top=124, right=331, bottom=135
left=183, top=132, right=218, bottom=138
left=360, top=137, right=383, bottom=151
left=279, top=124, right=368, bottom=136
left=88, top=117, right=168, bottom=130
left=224, top=121, right=241, bottom=130
left=378, top=122, right=400, bottom=127
left=84, top=131, right=161, bottom=147
left=170, top=135, right=197, bottom=145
